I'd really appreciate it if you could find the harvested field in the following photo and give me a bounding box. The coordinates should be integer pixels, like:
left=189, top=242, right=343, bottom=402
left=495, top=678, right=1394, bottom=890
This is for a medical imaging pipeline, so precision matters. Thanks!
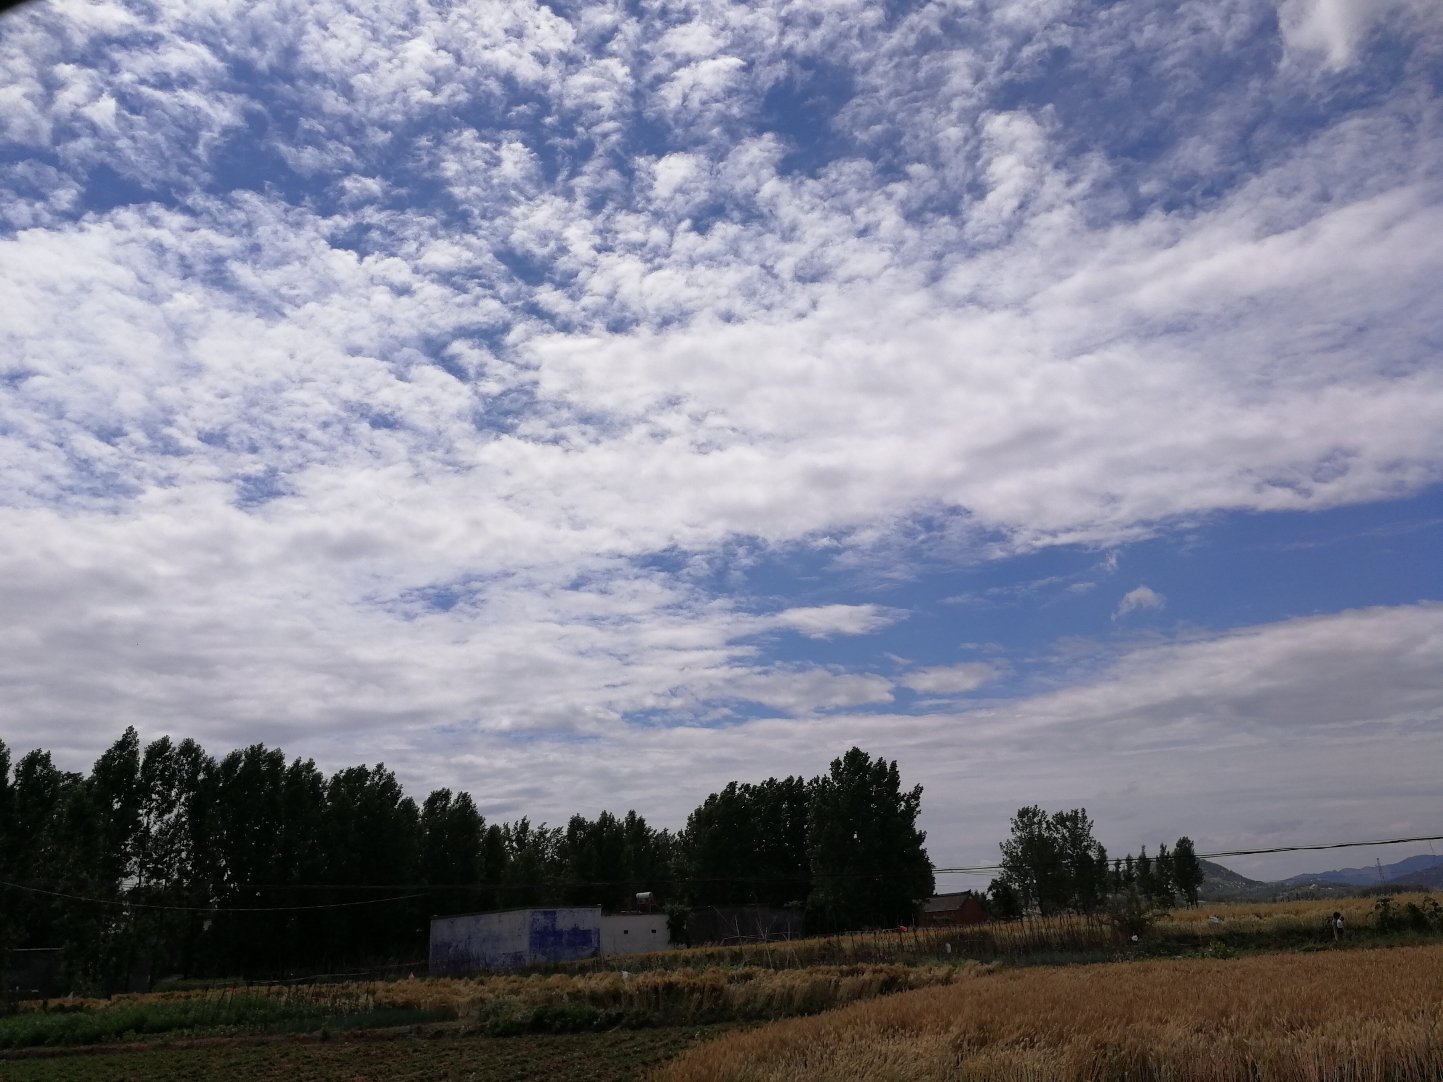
left=565, top=894, right=1443, bottom=973
left=1157, top=893, right=1440, bottom=937
left=658, top=943, right=1443, bottom=1082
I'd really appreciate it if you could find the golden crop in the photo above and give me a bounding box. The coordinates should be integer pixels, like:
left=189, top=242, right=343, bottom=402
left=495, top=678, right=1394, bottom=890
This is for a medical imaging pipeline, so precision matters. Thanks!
left=32, top=962, right=973, bottom=1026
left=657, top=944, right=1443, bottom=1082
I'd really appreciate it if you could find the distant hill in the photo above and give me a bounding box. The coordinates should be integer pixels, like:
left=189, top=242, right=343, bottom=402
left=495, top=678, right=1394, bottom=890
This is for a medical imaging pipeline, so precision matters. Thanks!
left=1279, top=853, right=1443, bottom=890
left=1186, top=853, right=1443, bottom=904
left=1197, top=858, right=1270, bottom=902
left=1387, top=860, right=1443, bottom=890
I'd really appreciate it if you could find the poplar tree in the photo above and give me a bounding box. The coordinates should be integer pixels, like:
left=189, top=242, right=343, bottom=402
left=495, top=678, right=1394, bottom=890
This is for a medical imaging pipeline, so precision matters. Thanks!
left=1172, top=836, right=1205, bottom=907
left=806, top=748, right=933, bottom=932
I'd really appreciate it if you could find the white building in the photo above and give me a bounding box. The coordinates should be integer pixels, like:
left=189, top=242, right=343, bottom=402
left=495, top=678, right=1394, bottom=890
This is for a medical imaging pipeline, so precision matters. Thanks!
left=429, top=907, right=675, bottom=974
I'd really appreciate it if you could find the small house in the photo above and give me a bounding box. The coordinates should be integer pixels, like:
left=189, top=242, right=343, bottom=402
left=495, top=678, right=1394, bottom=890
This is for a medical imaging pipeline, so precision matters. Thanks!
left=919, top=891, right=988, bottom=927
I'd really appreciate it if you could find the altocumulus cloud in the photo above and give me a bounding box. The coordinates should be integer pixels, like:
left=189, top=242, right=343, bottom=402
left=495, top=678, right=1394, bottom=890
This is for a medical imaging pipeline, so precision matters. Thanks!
left=0, top=0, right=1440, bottom=874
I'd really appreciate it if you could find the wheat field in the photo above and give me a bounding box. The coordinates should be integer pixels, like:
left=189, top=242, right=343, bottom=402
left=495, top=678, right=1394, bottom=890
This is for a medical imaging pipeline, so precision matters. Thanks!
left=656, top=944, right=1443, bottom=1082
left=15, top=962, right=973, bottom=1035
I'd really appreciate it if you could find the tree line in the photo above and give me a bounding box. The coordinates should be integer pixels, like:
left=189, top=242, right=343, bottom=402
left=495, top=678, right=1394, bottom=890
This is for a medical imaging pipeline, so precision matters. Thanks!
left=985, top=805, right=1205, bottom=919
left=0, top=732, right=933, bottom=991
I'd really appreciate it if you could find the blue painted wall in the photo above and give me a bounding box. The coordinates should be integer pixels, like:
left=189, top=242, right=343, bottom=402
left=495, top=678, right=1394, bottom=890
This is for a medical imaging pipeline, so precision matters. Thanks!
left=429, top=907, right=601, bottom=974
left=529, top=909, right=600, bottom=964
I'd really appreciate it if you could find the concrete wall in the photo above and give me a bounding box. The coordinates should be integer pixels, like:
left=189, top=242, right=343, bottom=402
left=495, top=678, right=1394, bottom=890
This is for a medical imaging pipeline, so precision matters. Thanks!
left=429, top=907, right=601, bottom=974
left=600, top=913, right=670, bottom=957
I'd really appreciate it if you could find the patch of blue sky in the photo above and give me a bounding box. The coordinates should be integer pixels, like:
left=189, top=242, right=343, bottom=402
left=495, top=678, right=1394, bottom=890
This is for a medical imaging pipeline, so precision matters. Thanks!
left=476, top=724, right=605, bottom=749
left=232, top=467, right=289, bottom=509
left=49, top=453, right=144, bottom=506
left=469, top=386, right=542, bottom=437
left=493, top=246, right=563, bottom=291
left=983, top=6, right=1429, bottom=220
left=80, top=160, right=178, bottom=215
left=623, top=702, right=769, bottom=729
left=625, top=698, right=808, bottom=730
left=1115, top=484, right=1443, bottom=627
left=210, top=129, right=310, bottom=204
left=196, top=425, right=268, bottom=456
left=758, top=59, right=859, bottom=178
left=689, top=484, right=1443, bottom=707
left=371, top=577, right=500, bottom=620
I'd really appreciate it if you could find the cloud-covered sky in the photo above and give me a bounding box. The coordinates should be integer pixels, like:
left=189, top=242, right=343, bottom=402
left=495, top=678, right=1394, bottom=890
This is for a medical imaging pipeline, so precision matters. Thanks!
left=3, top=0, right=1441, bottom=882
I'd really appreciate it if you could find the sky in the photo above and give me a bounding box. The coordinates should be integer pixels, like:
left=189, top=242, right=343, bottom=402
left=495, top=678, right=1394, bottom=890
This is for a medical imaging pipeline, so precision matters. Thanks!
left=2, top=0, right=1441, bottom=886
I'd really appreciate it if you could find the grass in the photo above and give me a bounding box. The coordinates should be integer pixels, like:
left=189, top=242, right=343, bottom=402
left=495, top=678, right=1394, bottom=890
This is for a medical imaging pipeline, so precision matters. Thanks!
left=7, top=894, right=1440, bottom=1075
left=0, top=985, right=452, bottom=1049
left=560, top=893, right=1443, bottom=973
left=1156, top=892, right=1441, bottom=939
left=656, top=941, right=1443, bottom=1082
left=0, top=963, right=971, bottom=1049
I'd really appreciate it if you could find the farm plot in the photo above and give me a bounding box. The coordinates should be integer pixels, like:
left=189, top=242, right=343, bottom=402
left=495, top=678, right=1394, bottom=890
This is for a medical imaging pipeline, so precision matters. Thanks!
left=658, top=943, right=1443, bottom=1082
left=0, top=963, right=968, bottom=1050
left=0, top=1024, right=741, bottom=1082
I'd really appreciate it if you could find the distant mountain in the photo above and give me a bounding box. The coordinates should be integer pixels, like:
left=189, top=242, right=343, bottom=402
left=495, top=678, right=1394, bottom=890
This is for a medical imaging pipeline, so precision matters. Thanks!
left=1279, top=853, right=1443, bottom=889
left=1388, top=861, right=1443, bottom=890
left=1187, top=853, right=1443, bottom=904
left=1279, top=866, right=1380, bottom=888
left=1197, top=858, right=1270, bottom=902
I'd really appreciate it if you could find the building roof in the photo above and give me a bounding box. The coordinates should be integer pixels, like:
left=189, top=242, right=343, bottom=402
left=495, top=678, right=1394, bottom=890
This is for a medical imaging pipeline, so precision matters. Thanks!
left=921, top=891, right=983, bottom=914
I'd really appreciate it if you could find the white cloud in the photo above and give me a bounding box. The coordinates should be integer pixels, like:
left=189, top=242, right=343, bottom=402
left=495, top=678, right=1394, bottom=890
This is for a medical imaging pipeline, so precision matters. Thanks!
left=719, top=667, right=895, bottom=714
left=0, top=0, right=1439, bottom=879
left=900, top=663, right=1000, bottom=696
left=1278, top=0, right=1443, bottom=68
left=768, top=604, right=902, bottom=639
left=376, top=603, right=1443, bottom=869
left=1115, top=585, right=1166, bottom=619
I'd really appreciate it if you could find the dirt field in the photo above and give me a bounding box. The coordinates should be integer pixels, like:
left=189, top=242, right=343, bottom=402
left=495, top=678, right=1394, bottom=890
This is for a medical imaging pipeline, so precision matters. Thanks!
left=0, top=1023, right=741, bottom=1082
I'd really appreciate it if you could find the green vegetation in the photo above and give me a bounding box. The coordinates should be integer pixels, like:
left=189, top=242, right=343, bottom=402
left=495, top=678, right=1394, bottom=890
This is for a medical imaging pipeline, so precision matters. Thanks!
left=988, top=805, right=1205, bottom=921
left=804, top=749, right=934, bottom=933
left=2, top=728, right=936, bottom=992
left=0, top=1024, right=741, bottom=1082
left=0, top=987, right=453, bottom=1049
left=5, top=897, right=1443, bottom=1080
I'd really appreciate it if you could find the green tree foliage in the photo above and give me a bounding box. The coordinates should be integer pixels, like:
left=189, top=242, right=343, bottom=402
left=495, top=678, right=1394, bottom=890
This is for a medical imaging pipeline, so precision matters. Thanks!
left=132, top=736, right=219, bottom=979
left=319, top=763, right=420, bottom=967
left=1171, top=836, right=1204, bottom=907
left=558, top=809, right=674, bottom=912
left=985, top=876, right=1023, bottom=920
left=997, top=806, right=1109, bottom=916
left=682, top=776, right=810, bottom=908
left=0, top=739, right=14, bottom=957
left=1, top=730, right=949, bottom=983
left=1109, top=836, right=1205, bottom=908
left=1135, top=846, right=1156, bottom=903
left=1153, top=842, right=1176, bottom=907
left=806, top=748, right=933, bottom=932
left=480, top=823, right=509, bottom=910
left=419, top=788, right=485, bottom=917
left=500, top=817, right=563, bottom=908
left=8, top=750, right=81, bottom=952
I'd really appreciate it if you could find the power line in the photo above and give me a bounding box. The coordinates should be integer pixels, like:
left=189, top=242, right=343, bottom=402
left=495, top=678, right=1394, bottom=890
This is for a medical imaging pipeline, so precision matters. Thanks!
left=1197, top=834, right=1443, bottom=860
left=0, top=878, right=427, bottom=914
left=932, top=833, right=1443, bottom=876
left=4, top=832, right=1438, bottom=913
